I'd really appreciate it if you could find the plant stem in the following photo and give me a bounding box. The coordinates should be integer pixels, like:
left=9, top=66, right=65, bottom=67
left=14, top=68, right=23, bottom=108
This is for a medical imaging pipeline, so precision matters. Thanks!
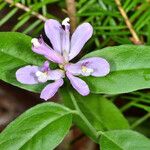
left=5, top=0, right=47, bottom=22
left=131, top=113, right=150, bottom=129
left=114, top=0, right=142, bottom=44
left=65, top=0, right=77, bottom=32
left=69, top=91, right=99, bottom=140
left=120, top=100, right=138, bottom=112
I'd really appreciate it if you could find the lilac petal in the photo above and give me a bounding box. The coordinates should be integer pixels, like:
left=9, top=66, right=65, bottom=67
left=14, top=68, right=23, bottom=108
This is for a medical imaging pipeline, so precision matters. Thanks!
left=79, top=57, right=110, bottom=76
left=16, top=66, right=39, bottom=84
left=61, top=30, right=70, bottom=62
left=40, top=79, right=64, bottom=100
left=48, top=69, right=65, bottom=80
left=40, top=61, right=65, bottom=80
left=66, top=72, right=90, bottom=96
left=40, top=61, right=50, bottom=72
left=62, top=18, right=70, bottom=60
left=32, top=37, right=64, bottom=64
left=65, top=57, right=110, bottom=77
left=65, top=63, right=82, bottom=76
left=44, top=19, right=63, bottom=54
left=62, top=30, right=70, bottom=53
left=43, top=60, right=49, bottom=68
left=69, top=23, right=93, bottom=60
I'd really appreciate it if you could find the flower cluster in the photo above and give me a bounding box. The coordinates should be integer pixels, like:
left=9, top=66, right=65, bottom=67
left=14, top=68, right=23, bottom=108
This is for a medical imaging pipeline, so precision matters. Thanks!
left=16, top=18, right=110, bottom=100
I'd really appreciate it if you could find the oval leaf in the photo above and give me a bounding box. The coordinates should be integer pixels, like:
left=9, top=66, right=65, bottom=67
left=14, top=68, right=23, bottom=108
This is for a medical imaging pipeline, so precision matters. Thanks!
left=100, top=130, right=150, bottom=150
left=75, top=94, right=129, bottom=130
left=0, top=102, right=72, bottom=150
left=83, top=45, right=150, bottom=94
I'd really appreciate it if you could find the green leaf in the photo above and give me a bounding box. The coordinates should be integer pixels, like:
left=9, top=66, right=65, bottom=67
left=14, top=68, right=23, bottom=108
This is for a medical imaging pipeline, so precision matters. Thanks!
left=83, top=45, right=150, bottom=94
left=0, top=32, right=46, bottom=93
left=76, top=94, right=129, bottom=130
left=61, top=88, right=129, bottom=142
left=60, top=89, right=98, bottom=142
left=0, top=102, right=72, bottom=150
left=99, top=130, right=150, bottom=150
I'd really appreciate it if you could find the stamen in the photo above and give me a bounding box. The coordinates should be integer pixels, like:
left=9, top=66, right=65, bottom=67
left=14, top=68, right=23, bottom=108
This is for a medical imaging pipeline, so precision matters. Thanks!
left=59, top=64, right=64, bottom=69
left=81, top=66, right=87, bottom=73
left=81, top=66, right=94, bottom=76
left=35, top=71, right=42, bottom=77
left=35, top=71, right=48, bottom=83
left=31, top=38, right=40, bottom=47
left=62, top=17, right=70, bottom=26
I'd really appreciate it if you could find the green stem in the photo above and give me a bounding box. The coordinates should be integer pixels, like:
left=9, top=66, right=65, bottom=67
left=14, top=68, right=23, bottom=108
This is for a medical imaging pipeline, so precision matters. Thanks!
left=131, top=113, right=150, bottom=129
left=69, top=91, right=99, bottom=140
left=120, top=101, right=136, bottom=112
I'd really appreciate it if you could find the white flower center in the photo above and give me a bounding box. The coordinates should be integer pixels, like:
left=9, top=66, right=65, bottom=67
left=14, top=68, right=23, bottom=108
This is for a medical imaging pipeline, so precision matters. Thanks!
left=81, top=66, right=94, bottom=76
left=35, top=71, right=49, bottom=83
left=31, top=38, right=40, bottom=47
left=62, top=17, right=70, bottom=26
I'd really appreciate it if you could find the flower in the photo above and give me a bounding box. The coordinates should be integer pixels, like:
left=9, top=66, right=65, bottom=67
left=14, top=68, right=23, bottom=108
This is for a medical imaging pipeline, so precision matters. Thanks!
left=16, top=61, right=64, bottom=100
left=16, top=18, right=110, bottom=100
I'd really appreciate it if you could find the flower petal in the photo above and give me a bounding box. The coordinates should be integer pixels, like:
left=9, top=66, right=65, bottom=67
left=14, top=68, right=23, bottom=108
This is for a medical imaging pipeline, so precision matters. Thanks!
left=61, top=29, right=70, bottom=62
left=48, top=69, right=65, bottom=80
left=16, top=66, right=39, bottom=84
left=69, top=23, right=93, bottom=60
left=79, top=57, right=110, bottom=76
left=40, top=61, right=50, bottom=72
left=44, top=19, right=63, bottom=54
left=32, top=37, right=64, bottom=64
left=66, top=72, right=90, bottom=96
left=61, top=18, right=70, bottom=62
left=40, top=79, right=64, bottom=100
left=65, top=63, right=82, bottom=76
left=65, top=57, right=110, bottom=77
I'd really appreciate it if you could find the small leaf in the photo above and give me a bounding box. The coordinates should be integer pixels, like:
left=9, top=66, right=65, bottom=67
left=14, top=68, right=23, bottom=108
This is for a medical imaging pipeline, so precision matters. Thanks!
left=0, top=102, right=72, bottom=150
left=99, top=130, right=150, bottom=150
left=83, top=45, right=150, bottom=94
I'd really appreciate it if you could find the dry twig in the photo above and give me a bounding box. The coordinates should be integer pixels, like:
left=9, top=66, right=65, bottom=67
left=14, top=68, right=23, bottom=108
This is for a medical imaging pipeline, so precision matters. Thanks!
left=65, top=0, right=77, bottom=32
left=114, top=0, right=142, bottom=44
left=5, top=0, right=48, bottom=22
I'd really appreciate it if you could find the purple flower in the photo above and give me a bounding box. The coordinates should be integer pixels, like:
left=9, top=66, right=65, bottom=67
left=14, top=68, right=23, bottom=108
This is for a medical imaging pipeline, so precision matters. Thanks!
left=16, top=61, right=64, bottom=100
left=16, top=18, right=110, bottom=100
